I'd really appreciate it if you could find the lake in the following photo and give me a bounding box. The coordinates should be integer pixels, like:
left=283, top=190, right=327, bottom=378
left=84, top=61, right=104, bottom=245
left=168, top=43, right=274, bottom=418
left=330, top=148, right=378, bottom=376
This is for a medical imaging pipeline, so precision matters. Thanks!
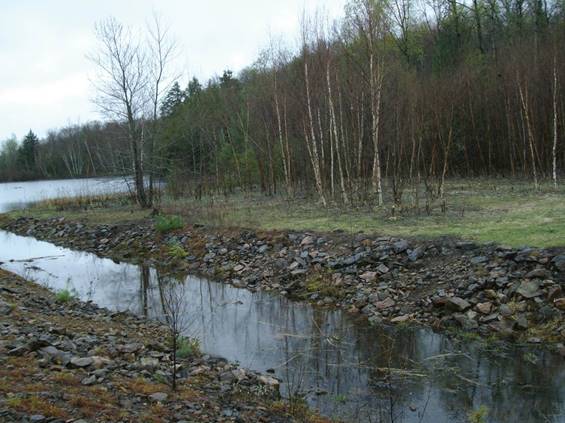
left=0, top=177, right=132, bottom=213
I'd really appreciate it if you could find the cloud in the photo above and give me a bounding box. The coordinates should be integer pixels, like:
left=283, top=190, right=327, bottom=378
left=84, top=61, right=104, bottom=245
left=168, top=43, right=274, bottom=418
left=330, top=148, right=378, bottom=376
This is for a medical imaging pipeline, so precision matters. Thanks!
left=0, top=0, right=347, bottom=140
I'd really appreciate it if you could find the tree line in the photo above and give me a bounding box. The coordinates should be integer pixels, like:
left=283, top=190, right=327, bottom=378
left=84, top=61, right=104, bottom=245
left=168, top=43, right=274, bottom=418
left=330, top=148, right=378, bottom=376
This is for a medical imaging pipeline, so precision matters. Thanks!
left=0, top=123, right=129, bottom=182
left=1, top=0, right=563, bottom=208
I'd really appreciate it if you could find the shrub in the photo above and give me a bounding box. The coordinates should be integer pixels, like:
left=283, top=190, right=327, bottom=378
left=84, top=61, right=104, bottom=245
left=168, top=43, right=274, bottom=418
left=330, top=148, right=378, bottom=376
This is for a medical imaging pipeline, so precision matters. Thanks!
left=55, top=289, right=74, bottom=303
left=468, top=405, right=489, bottom=423
left=155, top=215, right=184, bottom=233
left=176, top=336, right=200, bottom=359
left=168, top=243, right=188, bottom=259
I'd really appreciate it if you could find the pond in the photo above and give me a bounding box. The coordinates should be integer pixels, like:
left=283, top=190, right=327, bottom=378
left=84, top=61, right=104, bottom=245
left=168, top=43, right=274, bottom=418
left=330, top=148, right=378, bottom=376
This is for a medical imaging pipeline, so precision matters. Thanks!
left=0, top=230, right=563, bottom=423
left=0, top=177, right=132, bottom=213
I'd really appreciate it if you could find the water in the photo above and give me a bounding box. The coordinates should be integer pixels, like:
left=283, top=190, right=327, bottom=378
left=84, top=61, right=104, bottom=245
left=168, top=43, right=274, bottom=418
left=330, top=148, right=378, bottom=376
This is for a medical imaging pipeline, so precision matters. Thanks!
left=0, top=177, right=132, bottom=213
left=0, top=229, right=563, bottom=423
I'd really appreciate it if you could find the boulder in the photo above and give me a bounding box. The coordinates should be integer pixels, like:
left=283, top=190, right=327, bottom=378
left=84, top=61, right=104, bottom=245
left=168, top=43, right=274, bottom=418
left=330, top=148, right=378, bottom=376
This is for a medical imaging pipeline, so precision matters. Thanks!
left=360, top=271, right=377, bottom=283
left=300, top=236, right=314, bottom=247
left=446, top=297, right=471, bottom=312
left=149, top=392, right=168, bottom=402
left=70, top=357, right=94, bottom=368
left=552, top=255, right=565, bottom=272
left=393, top=240, right=409, bottom=254
left=475, top=302, right=493, bottom=315
left=516, top=281, right=542, bottom=299
left=375, top=297, right=395, bottom=310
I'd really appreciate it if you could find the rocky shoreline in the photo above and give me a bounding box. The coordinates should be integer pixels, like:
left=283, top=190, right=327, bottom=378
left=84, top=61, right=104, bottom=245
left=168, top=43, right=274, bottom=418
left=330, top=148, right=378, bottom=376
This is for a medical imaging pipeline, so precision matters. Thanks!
left=2, top=215, right=565, bottom=347
left=0, top=269, right=323, bottom=423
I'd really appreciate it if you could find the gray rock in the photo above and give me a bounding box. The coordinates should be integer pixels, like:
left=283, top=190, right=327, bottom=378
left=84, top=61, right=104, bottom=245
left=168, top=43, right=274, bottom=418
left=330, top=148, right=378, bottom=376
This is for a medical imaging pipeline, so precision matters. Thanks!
left=81, top=375, right=97, bottom=385
left=118, top=343, right=142, bottom=354
left=515, top=315, right=529, bottom=330
left=377, top=264, right=390, bottom=274
left=149, top=392, right=168, bottom=402
left=258, top=245, right=269, bottom=254
left=408, top=247, right=424, bottom=262
left=446, top=297, right=471, bottom=312
left=393, top=240, right=409, bottom=254
left=498, top=304, right=513, bottom=317
left=470, top=256, right=488, bottom=265
left=70, top=357, right=94, bottom=368
left=453, top=313, right=478, bottom=329
left=552, top=255, right=565, bottom=271
left=0, top=299, right=12, bottom=315
left=525, top=268, right=552, bottom=279
left=30, top=416, right=46, bottom=422
left=360, top=271, right=377, bottom=282
left=258, top=375, right=280, bottom=387
left=375, top=297, right=395, bottom=310
left=516, top=281, right=542, bottom=298
left=300, top=236, right=314, bottom=246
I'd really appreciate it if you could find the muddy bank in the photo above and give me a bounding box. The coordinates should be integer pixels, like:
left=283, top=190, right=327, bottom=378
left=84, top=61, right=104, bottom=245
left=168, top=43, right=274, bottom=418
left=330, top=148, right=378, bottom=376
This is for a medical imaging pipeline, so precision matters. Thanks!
left=0, top=269, right=323, bottom=423
left=2, top=215, right=565, bottom=346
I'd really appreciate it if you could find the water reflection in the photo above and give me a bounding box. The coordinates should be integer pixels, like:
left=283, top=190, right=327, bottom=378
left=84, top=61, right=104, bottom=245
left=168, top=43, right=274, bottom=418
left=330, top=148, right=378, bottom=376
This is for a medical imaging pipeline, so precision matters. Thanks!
left=0, top=230, right=563, bottom=423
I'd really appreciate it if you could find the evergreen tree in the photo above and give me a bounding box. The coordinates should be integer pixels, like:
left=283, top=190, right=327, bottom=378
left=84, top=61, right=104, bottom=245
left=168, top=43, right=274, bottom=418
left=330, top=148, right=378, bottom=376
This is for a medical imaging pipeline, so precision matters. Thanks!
left=186, top=77, right=202, bottom=98
left=18, top=130, right=39, bottom=170
left=160, top=82, right=185, bottom=117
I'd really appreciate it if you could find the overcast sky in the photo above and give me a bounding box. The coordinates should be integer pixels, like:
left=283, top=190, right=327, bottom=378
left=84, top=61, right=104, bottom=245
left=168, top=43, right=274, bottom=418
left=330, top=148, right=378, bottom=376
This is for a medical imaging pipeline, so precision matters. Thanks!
left=0, top=0, right=347, bottom=142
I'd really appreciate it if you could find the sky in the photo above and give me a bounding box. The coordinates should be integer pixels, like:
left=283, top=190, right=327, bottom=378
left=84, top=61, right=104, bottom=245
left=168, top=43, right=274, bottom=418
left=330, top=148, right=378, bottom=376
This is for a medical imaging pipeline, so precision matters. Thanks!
left=0, top=0, right=348, bottom=143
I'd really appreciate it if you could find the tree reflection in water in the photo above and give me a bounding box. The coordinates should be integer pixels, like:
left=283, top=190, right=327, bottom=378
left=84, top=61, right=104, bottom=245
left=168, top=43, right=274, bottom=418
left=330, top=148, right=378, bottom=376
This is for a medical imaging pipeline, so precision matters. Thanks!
left=134, top=266, right=564, bottom=423
left=1, top=228, right=563, bottom=423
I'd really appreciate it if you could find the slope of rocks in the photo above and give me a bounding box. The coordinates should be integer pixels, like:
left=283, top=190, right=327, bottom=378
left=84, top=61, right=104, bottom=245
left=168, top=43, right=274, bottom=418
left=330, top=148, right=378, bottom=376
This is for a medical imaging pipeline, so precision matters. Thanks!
left=3, top=216, right=565, bottom=345
left=0, top=269, right=323, bottom=423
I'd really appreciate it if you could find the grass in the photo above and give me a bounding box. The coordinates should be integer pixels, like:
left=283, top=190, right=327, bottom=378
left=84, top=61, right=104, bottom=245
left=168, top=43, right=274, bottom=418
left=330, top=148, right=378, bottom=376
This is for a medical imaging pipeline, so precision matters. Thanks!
left=3, top=178, right=564, bottom=247
left=304, top=270, right=343, bottom=299
left=157, top=178, right=565, bottom=248
left=5, top=396, right=69, bottom=419
left=55, top=289, right=74, bottom=303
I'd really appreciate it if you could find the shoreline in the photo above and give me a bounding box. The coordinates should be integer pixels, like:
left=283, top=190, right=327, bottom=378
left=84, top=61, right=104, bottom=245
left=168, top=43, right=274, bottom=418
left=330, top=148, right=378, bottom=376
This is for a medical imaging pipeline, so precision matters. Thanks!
left=0, top=268, right=326, bottom=422
left=2, top=214, right=564, bottom=347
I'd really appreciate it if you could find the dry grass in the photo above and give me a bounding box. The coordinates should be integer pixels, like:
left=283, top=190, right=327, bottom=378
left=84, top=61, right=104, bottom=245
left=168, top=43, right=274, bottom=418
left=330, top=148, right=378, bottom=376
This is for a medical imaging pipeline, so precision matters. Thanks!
left=5, top=396, right=69, bottom=419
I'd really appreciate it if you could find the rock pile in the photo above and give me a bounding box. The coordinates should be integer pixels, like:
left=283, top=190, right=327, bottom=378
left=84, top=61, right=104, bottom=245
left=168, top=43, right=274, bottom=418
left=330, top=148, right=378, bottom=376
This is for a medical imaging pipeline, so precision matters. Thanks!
left=0, top=269, right=296, bottom=422
left=3, top=216, right=564, bottom=344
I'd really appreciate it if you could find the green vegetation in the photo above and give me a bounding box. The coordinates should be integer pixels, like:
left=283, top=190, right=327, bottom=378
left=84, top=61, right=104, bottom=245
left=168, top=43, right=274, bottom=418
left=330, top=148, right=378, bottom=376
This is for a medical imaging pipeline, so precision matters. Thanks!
left=3, top=179, right=563, bottom=248
left=304, top=271, right=343, bottom=299
left=167, top=243, right=188, bottom=259
left=157, top=179, right=564, bottom=247
left=175, top=336, right=200, bottom=359
left=55, top=289, right=75, bottom=303
left=155, top=215, right=184, bottom=233
left=468, top=405, right=489, bottom=423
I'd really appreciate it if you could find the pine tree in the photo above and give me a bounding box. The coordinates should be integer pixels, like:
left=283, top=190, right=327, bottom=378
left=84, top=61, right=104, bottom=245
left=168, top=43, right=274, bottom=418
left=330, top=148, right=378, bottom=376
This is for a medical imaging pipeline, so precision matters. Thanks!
left=160, top=82, right=185, bottom=117
left=18, top=130, right=39, bottom=170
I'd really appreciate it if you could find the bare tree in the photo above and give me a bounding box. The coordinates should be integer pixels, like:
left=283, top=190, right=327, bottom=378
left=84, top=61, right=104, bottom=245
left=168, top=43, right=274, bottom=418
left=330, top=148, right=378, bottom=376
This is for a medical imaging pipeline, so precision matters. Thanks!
left=146, top=13, right=178, bottom=205
left=349, top=0, right=388, bottom=206
left=159, top=275, right=190, bottom=391
left=552, top=54, right=559, bottom=188
left=89, top=16, right=176, bottom=208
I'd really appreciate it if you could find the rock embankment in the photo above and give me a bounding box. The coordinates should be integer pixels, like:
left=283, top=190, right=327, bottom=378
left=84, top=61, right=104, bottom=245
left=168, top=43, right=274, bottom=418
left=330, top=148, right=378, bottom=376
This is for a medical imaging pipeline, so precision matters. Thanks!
left=0, top=269, right=315, bottom=423
left=3, top=216, right=565, bottom=345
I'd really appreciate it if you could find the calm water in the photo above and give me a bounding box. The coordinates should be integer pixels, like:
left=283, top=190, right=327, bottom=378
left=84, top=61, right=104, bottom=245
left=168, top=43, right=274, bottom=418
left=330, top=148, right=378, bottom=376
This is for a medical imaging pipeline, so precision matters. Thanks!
left=0, top=177, right=131, bottom=213
left=0, top=230, right=563, bottom=423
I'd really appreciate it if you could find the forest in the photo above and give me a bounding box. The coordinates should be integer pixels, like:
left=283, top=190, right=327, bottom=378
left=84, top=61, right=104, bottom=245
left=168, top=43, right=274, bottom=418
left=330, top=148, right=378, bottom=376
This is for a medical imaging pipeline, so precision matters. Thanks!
left=1, top=0, right=563, bottom=208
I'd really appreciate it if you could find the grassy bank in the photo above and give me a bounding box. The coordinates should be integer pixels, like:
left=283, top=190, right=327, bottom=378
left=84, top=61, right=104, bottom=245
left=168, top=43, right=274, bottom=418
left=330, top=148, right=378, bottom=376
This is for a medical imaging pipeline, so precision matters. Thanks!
left=5, top=178, right=565, bottom=248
